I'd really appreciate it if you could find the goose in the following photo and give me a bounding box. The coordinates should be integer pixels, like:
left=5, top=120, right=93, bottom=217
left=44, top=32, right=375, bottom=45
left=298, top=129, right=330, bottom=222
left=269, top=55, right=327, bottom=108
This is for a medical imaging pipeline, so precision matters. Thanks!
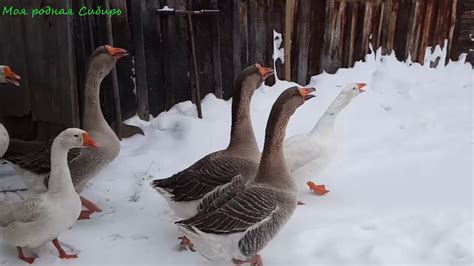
left=0, top=65, right=21, bottom=157
left=284, top=83, right=366, bottom=198
left=3, top=45, right=128, bottom=219
left=176, top=86, right=316, bottom=265
left=152, top=64, right=274, bottom=219
left=0, top=128, right=99, bottom=264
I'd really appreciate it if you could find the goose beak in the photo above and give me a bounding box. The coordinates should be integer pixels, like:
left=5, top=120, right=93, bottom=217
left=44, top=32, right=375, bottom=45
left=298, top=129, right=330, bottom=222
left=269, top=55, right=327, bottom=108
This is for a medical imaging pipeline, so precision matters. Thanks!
left=105, top=45, right=129, bottom=59
left=255, top=64, right=274, bottom=79
left=4, top=66, right=21, bottom=86
left=356, top=83, right=367, bottom=93
left=82, top=132, right=100, bottom=148
left=298, top=87, right=316, bottom=100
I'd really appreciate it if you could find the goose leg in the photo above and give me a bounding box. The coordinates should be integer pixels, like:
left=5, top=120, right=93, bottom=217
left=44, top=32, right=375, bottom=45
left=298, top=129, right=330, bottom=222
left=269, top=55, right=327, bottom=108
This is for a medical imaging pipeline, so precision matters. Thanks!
left=306, top=181, right=329, bottom=195
left=178, top=236, right=195, bottom=252
left=78, top=196, right=102, bottom=220
left=16, top=247, right=36, bottom=264
left=233, top=254, right=263, bottom=266
left=52, top=239, right=77, bottom=259
left=80, top=196, right=103, bottom=212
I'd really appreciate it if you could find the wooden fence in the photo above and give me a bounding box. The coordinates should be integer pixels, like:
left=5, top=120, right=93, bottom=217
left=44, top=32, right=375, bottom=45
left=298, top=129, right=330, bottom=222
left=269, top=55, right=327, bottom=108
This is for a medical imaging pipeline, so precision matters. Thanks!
left=0, top=0, right=472, bottom=143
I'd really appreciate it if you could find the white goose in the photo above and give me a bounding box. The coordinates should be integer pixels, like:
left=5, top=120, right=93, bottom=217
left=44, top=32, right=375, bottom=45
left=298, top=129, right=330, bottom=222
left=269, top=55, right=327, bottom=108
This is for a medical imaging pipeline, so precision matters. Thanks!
left=284, top=83, right=366, bottom=197
left=0, top=65, right=21, bottom=157
left=0, top=128, right=99, bottom=264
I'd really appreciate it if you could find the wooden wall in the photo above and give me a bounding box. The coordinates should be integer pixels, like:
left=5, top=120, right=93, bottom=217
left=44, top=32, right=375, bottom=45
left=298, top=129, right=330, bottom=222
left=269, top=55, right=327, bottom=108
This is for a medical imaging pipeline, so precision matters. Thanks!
left=0, top=0, right=471, bottom=142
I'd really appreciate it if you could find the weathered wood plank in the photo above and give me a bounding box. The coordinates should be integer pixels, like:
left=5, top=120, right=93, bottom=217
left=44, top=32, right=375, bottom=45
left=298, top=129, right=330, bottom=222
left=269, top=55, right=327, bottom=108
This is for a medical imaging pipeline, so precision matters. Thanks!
left=295, top=0, right=311, bottom=84
left=210, top=0, right=223, bottom=99
left=284, top=0, right=296, bottom=80
left=20, top=0, right=78, bottom=129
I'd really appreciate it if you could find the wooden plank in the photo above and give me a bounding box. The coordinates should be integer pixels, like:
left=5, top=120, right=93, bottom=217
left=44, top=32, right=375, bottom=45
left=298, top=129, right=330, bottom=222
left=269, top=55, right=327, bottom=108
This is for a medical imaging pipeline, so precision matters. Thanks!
left=239, top=0, right=249, bottom=69
left=232, top=0, right=242, bottom=80
left=361, top=1, right=374, bottom=56
left=411, top=0, right=426, bottom=61
left=130, top=0, right=150, bottom=120
left=284, top=0, right=296, bottom=80
left=418, top=0, right=436, bottom=61
left=217, top=0, right=234, bottom=99
left=129, top=0, right=158, bottom=116
left=306, top=0, right=326, bottom=78
left=20, top=0, right=78, bottom=129
left=448, top=0, right=458, bottom=58
left=295, top=0, right=311, bottom=84
left=394, top=0, right=413, bottom=60
left=347, top=3, right=358, bottom=67
left=156, top=1, right=175, bottom=109
left=254, top=0, right=266, bottom=66
left=248, top=0, right=257, bottom=64
left=319, top=0, right=335, bottom=73
left=210, top=0, right=223, bottom=99
left=190, top=0, right=216, bottom=101
left=0, top=0, right=30, bottom=118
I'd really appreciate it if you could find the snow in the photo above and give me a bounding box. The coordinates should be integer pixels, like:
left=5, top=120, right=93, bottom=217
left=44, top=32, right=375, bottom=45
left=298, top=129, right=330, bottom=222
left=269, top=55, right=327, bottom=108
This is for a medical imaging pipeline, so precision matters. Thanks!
left=0, top=47, right=472, bottom=265
left=272, top=30, right=284, bottom=81
left=157, top=5, right=174, bottom=12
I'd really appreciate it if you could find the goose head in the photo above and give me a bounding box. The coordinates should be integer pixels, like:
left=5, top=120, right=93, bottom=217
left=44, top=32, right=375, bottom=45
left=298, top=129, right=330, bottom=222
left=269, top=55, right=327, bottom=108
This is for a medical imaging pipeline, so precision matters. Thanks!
left=340, top=82, right=366, bottom=99
left=235, top=64, right=274, bottom=93
left=88, top=45, right=129, bottom=78
left=0, top=65, right=21, bottom=86
left=273, top=86, right=316, bottom=116
left=55, top=128, right=100, bottom=150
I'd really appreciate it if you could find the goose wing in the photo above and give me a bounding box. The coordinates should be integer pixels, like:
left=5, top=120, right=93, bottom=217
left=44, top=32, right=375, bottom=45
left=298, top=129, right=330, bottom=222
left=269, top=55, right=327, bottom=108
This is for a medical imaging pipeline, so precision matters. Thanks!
left=0, top=196, right=44, bottom=226
left=177, top=184, right=280, bottom=234
left=4, top=148, right=81, bottom=175
left=152, top=152, right=257, bottom=202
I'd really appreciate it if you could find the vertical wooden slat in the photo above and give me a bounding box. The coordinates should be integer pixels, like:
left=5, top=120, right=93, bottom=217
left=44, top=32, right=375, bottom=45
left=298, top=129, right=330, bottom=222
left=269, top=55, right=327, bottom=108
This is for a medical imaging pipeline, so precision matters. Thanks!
left=419, top=0, right=436, bottom=61
left=284, top=0, right=296, bottom=80
left=361, top=1, right=374, bottom=56
left=248, top=0, right=257, bottom=65
left=320, top=0, right=335, bottom=73
left=217, top=0, right=234, bottom=99
left=448, top=0, right=458, bottom=58
left=306, top=0, right=327, bottom=78
left=232, top=0, right=242, bottom=78
left=295, top=0, right=311, bottom=84
left=130, top=0, right=150, bottom=120
left=394, top=0, right=412, bottom=60
left=210, top=0, right=223, bottom=99
left=348, top=3, right=358, bottom=67
left=411, top=0, right=426, bottom=60
left=240, top=0, right=249, bottom=69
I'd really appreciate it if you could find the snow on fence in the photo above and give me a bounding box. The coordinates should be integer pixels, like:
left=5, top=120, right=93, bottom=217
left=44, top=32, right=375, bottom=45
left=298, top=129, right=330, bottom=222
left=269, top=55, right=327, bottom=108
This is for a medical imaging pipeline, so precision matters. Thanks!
left=0, top=0, right=471, bottom=144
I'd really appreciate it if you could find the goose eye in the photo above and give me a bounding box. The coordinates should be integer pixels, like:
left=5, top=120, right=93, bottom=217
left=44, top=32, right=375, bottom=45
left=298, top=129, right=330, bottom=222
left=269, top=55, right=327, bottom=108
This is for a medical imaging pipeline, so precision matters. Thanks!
left=74, top=134, right=79, bottom=138
left=353, top=87, right=356, bottom=90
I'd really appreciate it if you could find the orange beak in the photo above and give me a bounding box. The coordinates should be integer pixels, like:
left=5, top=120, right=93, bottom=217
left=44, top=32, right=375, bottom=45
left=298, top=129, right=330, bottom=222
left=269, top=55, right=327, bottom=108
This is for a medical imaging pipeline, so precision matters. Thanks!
left=356, top=83, right=367, bottom=92
left=255, top=64, right=274, bottom=79
left=82, top=132, right=100, bottom=148
left=298, top=87, right=316, bottom=100
left=105, top=45, right=129, bottom=59
left=4, top=66, right=21, bottom=86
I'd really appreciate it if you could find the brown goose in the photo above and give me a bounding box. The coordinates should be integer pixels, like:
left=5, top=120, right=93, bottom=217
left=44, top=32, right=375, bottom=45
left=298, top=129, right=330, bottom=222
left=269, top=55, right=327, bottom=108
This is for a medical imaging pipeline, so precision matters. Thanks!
left=176, top=86, right=316, bottom=265
left=0, top=65, right=21, bottom=157
left=3, top=45, right=128, bottom=219
left=152, top=64, right=274, bottom=220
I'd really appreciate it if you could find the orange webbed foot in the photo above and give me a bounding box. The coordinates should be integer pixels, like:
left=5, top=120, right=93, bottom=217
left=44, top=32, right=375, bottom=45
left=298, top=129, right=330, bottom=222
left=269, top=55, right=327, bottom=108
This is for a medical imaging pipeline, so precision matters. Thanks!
left=307, top=181, right=329, bottom=195
left=78, top=210, right=93, bottom=220
left=178, top=236, right=195, bottom=252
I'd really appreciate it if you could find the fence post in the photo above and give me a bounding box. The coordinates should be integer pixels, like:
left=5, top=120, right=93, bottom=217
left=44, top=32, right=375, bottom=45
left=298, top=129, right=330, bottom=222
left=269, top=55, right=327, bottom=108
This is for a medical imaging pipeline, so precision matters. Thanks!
left=130, top=0, right=150, bottom=121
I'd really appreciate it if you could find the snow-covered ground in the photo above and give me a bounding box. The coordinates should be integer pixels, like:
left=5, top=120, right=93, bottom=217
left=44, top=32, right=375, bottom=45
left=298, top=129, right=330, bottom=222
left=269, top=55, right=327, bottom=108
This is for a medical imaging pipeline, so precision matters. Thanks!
left=0, top=49, right=472, bottom=265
